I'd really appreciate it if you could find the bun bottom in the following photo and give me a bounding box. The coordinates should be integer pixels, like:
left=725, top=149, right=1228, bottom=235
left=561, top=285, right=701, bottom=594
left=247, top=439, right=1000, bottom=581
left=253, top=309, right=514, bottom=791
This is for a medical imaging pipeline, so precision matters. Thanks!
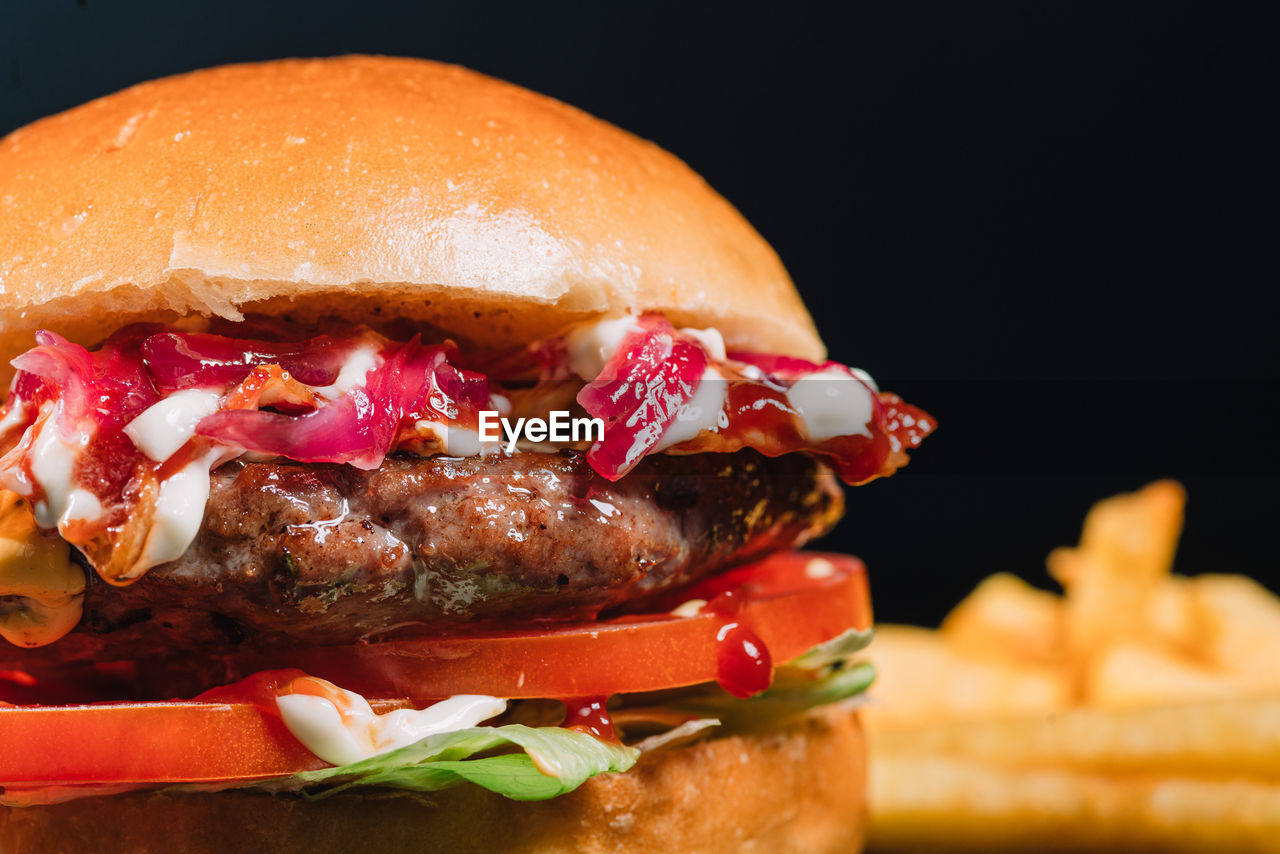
left=0, top=707, right=865, bottom=853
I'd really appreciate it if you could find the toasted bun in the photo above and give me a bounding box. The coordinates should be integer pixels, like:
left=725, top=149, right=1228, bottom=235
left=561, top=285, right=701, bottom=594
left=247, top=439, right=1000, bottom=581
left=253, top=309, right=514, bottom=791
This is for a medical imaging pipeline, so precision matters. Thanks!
left=0, top=55, right=823, bottom=375
left=0, top=707, right=865, bottom=854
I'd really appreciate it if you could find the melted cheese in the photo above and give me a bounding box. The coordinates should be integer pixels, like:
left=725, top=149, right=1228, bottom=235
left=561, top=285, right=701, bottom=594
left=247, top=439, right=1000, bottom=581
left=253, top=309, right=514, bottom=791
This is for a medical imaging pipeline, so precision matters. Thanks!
left=276, top=678, right=506, bottom=766
left=785, top=369, right=875, bottom=441
left=123, top=390, right=221, bottom=462
left=0, top=490, right=85, bottom=647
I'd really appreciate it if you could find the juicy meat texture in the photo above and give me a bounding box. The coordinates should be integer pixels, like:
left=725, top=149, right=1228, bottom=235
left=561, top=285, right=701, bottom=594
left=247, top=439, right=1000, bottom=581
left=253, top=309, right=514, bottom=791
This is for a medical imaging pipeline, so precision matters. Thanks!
left=10, top=450, right=842, bottom=669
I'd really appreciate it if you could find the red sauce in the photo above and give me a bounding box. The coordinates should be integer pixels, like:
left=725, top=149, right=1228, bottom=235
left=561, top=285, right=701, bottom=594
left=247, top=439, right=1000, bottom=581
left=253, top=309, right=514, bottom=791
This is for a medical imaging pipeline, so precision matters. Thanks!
left=560, top=696, right=617, bottom=742
left=669, top=372, right=934, bottom=487
left=705, top=589, right=773, bottom=699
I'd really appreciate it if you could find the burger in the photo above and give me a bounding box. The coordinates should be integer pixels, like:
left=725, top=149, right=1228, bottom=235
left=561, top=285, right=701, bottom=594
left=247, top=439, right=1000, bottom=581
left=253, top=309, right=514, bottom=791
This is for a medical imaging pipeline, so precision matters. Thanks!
left=0, top=57, right=933, bottom=852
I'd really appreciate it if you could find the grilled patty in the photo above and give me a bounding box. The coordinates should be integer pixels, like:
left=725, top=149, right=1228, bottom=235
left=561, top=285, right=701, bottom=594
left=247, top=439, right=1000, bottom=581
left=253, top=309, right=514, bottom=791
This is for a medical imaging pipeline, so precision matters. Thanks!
left=10, top=449, right=842, bottom=669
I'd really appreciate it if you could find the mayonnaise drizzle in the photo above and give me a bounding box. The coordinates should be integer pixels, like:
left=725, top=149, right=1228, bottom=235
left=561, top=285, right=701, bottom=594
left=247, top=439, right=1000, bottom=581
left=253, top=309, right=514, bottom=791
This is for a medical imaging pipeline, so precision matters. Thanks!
left=135, top=449, right=224, bottom=575
left=413, top=420, right=498, bottom=457
left=565, top=316, right=643, bottom=380
left=0, top=399, right=27, bottom=436
left=653, top=367, right=728, bottom=451
left=276, top=679, right=506, bottom=767
left=314, top=346, right=381, bottom=400
left=123, top=389, right=222, bottom=462
left=785, top=369, right=875, bottom=441
left=27, top=403, right=94, bottom=530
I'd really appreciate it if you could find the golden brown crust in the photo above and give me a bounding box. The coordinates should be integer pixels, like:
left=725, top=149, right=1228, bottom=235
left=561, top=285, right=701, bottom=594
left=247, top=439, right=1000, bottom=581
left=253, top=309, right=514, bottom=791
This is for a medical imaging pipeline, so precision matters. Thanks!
left=0, top=56, right=823, bottom=377
left=0, top=708, right=865, bottom=854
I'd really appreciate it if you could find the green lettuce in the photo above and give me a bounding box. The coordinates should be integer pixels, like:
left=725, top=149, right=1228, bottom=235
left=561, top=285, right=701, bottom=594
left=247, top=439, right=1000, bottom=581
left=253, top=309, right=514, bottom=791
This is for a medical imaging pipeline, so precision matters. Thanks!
left=621, top=660, right=875, bottom=730
left=789, top=627, right=875, bottom=670
left=192, top=633, right=873, bottom=803
left=248, top=724, right=639, bottom=802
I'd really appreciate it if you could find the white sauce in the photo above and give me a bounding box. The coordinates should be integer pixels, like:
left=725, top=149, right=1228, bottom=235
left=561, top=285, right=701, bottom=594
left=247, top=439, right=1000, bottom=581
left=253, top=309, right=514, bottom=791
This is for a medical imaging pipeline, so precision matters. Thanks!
left=565, top=316, right=643, bottom=380
left=277, top=682, right=507, bottom=767
left=414, top=420, right=498, bottom=457
left=135, top=450, right=220, bottom=573
left=123, top=389, right=222, bottom=462
left=28, top=403, right=91, bottom=530
left=489, top=393, right=512, bottom=418
left=17, top=397, right=230, bottom=576
left=314, top=346, right=381, bottom=400
left=785, top=369, right=875, bottom=441
left=849, top=367, right=879, bottom=393
left=804, top=557, right=837, bottom=579
left=62, top=489, right=102, bottom=525
left=670, top=598, right=707, bottom=618
left=0, top=399, right=27, bottom=435
left=678, top=326, right=727, bottom=362
left=653, top=367, right=728, bottom=451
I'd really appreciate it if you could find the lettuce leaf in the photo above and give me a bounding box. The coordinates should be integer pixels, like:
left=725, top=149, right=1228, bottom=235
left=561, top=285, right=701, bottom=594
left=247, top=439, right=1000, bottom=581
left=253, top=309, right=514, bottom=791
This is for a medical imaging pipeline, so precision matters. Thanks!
left=245, top=724, right=638, bottom=802
left=789, top=627, right=875, bottom=670
left=190, top=635, right=873, bottom=803
left=621, top=660, right=875, bottom=730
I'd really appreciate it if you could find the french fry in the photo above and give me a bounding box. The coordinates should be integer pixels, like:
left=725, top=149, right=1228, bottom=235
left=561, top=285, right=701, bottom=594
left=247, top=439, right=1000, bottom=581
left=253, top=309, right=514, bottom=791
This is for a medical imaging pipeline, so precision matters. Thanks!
left=869, top=695, right=1280, bottom=780
left=864, top=481, right=1280, bottom=853
left=865, top=626, right=1067, bottom=729
left=1087, top=641, right=1239, bottom=709
left=869, top=754, right=1280, bottom=854
left=1194, top=574, right=1280, bottom=691
left=1142, top=574, right=1205, bottom=659
left=941, top=573, right=1063, bottom=666
left=1048, top=480, right=1186, bottom=697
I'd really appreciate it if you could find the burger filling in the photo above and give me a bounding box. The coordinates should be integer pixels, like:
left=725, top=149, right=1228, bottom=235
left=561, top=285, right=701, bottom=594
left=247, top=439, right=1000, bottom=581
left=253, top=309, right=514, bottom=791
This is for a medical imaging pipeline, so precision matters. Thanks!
left=0, top=313, right=931, bottom=806
left=8, top=449, right=842, bottom=669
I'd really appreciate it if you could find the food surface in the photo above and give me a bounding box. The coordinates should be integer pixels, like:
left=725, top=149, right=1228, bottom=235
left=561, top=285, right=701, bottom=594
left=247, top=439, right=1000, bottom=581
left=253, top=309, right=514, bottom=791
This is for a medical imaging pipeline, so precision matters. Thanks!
left=0, top=56, right=825, bottom=373
left=0, top=316, right=927, bottom=598
left=4, top=448, right=841, bottom=668
left=0, top=704, right=869, bottom=854
left=865, top=482, right=1280, bottom=853
left=0, top=56, right=937, bottom=851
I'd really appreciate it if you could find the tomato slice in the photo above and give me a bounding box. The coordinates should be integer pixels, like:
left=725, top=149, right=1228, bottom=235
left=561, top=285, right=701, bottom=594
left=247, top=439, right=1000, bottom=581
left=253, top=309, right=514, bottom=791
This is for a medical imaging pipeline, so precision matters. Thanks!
left=0, top=552, right=871, bottom=788
left=0, top=701, right=327, bottom=786
left=203, top=551, right=871, bottom=700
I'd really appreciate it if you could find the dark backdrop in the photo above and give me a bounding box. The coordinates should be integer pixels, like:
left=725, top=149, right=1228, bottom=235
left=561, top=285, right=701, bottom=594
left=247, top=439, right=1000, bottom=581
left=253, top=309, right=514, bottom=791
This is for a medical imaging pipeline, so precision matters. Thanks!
left=3, top=2, right=1276, bottom=623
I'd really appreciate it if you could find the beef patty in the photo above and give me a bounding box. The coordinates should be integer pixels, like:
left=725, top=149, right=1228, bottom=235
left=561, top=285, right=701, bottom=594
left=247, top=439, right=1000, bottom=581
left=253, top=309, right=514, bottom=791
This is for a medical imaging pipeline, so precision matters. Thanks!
left=6, top=449, right=842, bottom=669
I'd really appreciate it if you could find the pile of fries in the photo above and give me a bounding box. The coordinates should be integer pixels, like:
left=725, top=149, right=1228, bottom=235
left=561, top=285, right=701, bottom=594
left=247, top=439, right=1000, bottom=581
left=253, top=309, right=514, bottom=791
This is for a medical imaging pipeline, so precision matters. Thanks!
left=865, top=481, right=1280, bottom=853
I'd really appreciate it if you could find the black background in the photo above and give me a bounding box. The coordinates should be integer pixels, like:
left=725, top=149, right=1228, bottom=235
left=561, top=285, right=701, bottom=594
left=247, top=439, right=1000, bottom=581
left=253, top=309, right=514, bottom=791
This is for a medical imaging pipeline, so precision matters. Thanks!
left=2, top=2, right=1276, bottom=623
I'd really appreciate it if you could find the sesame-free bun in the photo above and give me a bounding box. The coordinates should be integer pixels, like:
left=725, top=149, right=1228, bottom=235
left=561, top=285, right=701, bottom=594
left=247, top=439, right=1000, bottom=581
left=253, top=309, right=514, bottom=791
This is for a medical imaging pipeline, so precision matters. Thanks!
left=0, top=56, right=823, bottom=371
left=0, top=707, right=866, bottom=854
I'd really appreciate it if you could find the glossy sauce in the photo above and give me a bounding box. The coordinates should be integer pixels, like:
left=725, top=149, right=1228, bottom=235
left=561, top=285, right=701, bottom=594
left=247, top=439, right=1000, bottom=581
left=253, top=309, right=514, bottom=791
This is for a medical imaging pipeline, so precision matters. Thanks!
left=705, top=588, right=773, bottom=698
left=560, top=696, right=618, bottom=742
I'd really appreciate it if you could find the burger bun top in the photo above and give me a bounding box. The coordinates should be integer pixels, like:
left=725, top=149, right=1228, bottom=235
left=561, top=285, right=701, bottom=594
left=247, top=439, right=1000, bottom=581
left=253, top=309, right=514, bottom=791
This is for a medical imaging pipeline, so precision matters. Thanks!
left=0, top=56, right=823, bottom=372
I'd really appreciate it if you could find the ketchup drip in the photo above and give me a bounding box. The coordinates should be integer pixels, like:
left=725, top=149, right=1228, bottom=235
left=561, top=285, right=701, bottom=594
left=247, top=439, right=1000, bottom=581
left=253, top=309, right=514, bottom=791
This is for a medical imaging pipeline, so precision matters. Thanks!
left=706, top=589, right=773, bottom=698
left=560, top=697, right=617, bottom=742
